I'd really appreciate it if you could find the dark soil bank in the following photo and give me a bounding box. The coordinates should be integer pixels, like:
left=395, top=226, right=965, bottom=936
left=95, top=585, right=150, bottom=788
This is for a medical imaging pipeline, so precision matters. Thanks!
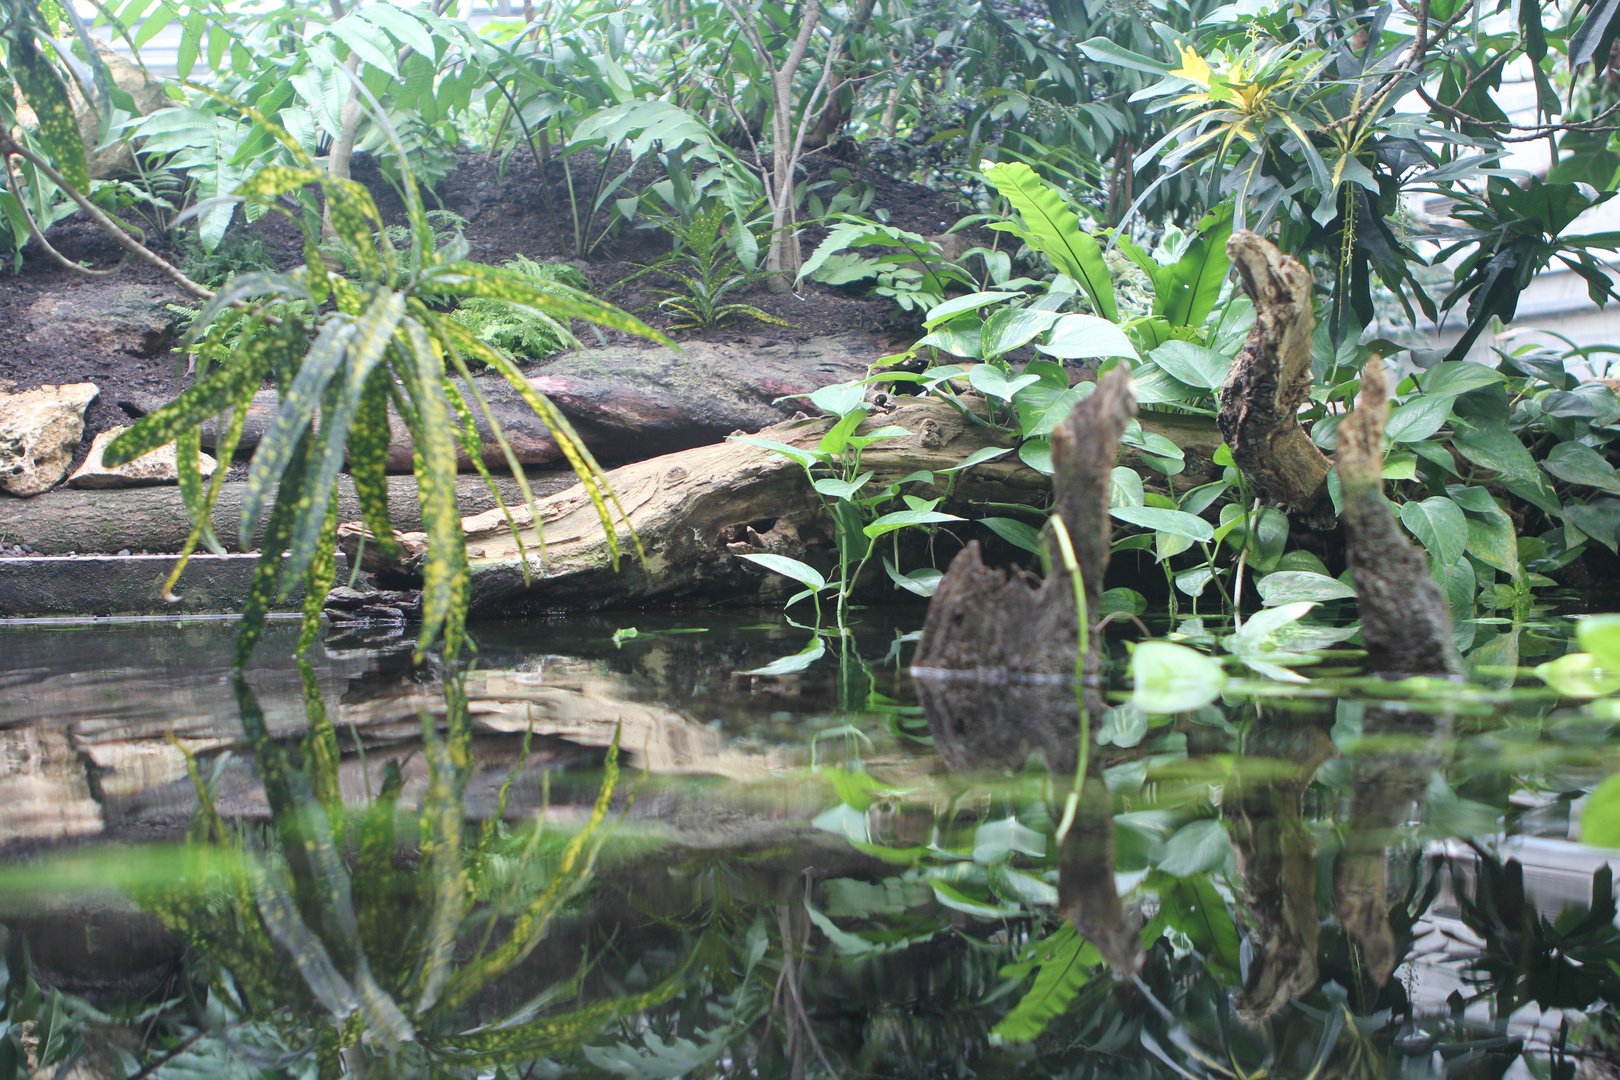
left=0, top=148, right=977, bottom=467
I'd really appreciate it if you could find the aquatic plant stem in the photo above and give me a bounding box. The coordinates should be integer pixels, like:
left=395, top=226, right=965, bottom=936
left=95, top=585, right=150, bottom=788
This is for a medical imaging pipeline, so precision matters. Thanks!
left=1049, top=514, right=1090, bottom=843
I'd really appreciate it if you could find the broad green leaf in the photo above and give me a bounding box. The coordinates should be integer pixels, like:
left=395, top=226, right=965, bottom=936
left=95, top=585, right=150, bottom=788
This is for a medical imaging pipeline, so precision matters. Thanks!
left=925, top=291, right=1021, bottom=327
left=1148, top=340, right=1228, bottom=391
left=741, top=636, right=826, bottom=675
left=1111, top=506, right=1214, bottom=542
left=1535, top=653, right=1620, bottom=698
left=1111, top=466, right=1146, bottom=508
left=980, top=307, right=1061, bottom=360
left=980, top=516, right=1042, bottom=553
left=1019, top=439, right=1053, bottom=475
left=1542, top=441, right=1620, bottom=493
left=1417, top=361, right=1506, bottom=395
left=737, top=553, right=826, bottom=591
left=809, top=381, right=868, bottom=418
left=973, top=817, right=1047, bottom=864
left=1384, top=394, right=1455, bottom=444
left=984, top=162, right=1117, bottom=322
left=1037, top=313, right=1138, bottom=360
left=1580, top=772, right=1620, bottom=848
left=1399, top=496, right=1467, bottom=571
left=1159, top=202, right=1234, bottom=328
left=1577, top=614, right=1620, bottom=669
left=1131, top=641, right=1225, bottom=713
left=863, top=510, right=964, bottom=539
left=883, top=559, right=943, bottom=597
left=730, top=436, right=827, bottom=469
left=1466, top=514, right=1521, bottom=578
left=1155, top=819, right=1229, bottom=877
left=937, top=446, right=1012, bottom=474
left=1255, top=570, right=1356, bottom=605
left=969, top=364, right=1040, bottom=402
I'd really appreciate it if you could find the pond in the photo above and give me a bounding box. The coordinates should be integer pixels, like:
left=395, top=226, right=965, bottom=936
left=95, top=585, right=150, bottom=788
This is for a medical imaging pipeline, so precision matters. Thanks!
left=0, top=606, right=1617, bottom=1079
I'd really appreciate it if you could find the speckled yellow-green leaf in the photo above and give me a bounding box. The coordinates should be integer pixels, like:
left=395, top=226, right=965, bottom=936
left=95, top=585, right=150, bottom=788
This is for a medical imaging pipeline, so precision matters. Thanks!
left=297, top=490, right=341, bottom=656
left=235, top=164, right=317, bottom=202
left=239, top=318, right=356, bottom=552
left=350, top=367, right=400, bottom=558
left=234, top=432, right=310, bottom=670
left=329, top=275, right=364, bottom=316
left=107, top=327, right=280, bottom=465
left=431, top=262, right=662, bottom=341
left=446, top=979, right=685, bottom=1066
left=7, top=32, right=89, bottom=193
left=284, top=292, right=405, bottom=590
left=394, top=320, right=466, bottom=660
left=409, top=731, right=466, bottom=1016
left=321, top=175, right=385, bottom=280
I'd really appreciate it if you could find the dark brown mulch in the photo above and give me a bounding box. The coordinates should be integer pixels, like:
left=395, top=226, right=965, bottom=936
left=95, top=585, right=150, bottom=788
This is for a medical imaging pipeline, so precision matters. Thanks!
left=0, top=148, right=977, bottom=463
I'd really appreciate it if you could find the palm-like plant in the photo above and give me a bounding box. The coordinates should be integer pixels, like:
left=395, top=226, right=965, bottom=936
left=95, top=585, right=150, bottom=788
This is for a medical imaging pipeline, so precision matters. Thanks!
left=96, top=85, right=668, bottom=666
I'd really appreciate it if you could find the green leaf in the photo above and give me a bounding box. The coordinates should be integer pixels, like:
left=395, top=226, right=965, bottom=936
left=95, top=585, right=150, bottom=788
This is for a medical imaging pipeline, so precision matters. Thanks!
left=1255, top=570, right=1356, bottom=605
left=737, top=553, right=826, bottom=591
left=990, top=922, right=1101, bottom=1044
left=809, top=381, right=868, bottom=418
left=1534, top=653, right=1620, bottom=698
left=1155, top=819, right=1229, bottom=877
left=980, top=308, right=1061, bottom=360
left=1130, top=641, right=1226, bottom=713
left=1417, top=361, right=1506, bottom=395
left=1399, top=496, right=1467, bottom=571
left=925, top=291, right=1021, bottom=327
left=1542, top=441, right=1620, bottom=493
left=7, top=33, right=89, bottom=193
left=1577, top=614, right=1620, bottom=669
left=741, top=637, right=826, bottom=675
left=1159, top=202, right=1234, bottom=328
left=1580, top=772, right=1620, bottom=848
left=883, top=559, right=943, bottom=597
left=1148, top=340, right=1228, bottom=391
left=1019, top=439, right=1052, bottom=475
left=984, top=162, right=1116, bottom=322
left=969, top=364, right=1040, bottom=402
left=863, top=510, right=964, bottom=539
left=1466, top=514, right=1521, bottom=578
left=1384, top=394, right=1455, bottom=444
left=1078, top=37, right=1172, bottom=75
left=1110, top=506, right=1214, bottom=542
left=1037, top=313, right=1138, bottom=360
left=979, top=516, right=1043, bottom=553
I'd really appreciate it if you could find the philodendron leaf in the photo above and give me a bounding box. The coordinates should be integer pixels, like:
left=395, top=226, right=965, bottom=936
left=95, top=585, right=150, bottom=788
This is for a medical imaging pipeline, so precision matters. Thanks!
left=863, top=510, right=964, bottom=539
left=809, top=381, right=868, bottom=418
left=736, top=553, right=826, bottom=591
left=969, top=364, right=1040, bottom=402
left=1037, top=314, right=1138, bottom=360
left=1130, top=641, right=1225, bottom=713
left=1542, top=441, right=1620, bottom=493
left=1255, top=570, right=1356, bottom=605
left=1110, top=506, right=1215, bottom=542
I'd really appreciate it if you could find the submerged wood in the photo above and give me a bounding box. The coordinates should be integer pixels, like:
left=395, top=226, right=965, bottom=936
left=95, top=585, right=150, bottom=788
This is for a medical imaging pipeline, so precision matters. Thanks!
left=1337, top=361, right=1462, bottom=678
left=1217, top=231, right=1335, bottom=527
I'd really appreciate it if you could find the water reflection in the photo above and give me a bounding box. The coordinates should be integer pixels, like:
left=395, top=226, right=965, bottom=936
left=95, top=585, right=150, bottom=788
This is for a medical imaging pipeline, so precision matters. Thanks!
left=0, top=613, right=1616, bottom=1077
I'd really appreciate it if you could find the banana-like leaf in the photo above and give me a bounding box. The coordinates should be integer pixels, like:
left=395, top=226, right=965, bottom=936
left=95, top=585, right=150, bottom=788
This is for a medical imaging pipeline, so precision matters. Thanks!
left=1159, top=202, right=1233, bottom=328
left=984, top=162, right=1117, bottom=323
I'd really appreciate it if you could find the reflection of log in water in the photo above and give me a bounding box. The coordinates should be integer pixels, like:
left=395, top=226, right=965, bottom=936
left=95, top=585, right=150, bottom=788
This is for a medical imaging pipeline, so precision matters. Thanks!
left=914, top=370, right=1142, bottom=974
left=1226, top=710, right=1335, bottom=1021
left=1335, top=705, right=1448, bottom=988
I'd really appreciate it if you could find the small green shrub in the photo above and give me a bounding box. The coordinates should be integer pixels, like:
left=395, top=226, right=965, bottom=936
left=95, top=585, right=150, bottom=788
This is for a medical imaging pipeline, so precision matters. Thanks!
left=448, top=254, right=593, bottom=361
left=175, top=228, right=278, bottom=290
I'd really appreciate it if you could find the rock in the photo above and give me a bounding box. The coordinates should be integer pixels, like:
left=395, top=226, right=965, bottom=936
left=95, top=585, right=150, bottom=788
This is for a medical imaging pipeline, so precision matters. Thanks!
left=0, top=382, right=98, bottom=496
left=26, top=282, right=181, bottom=362
left=67, top=425, right=217, bottom=489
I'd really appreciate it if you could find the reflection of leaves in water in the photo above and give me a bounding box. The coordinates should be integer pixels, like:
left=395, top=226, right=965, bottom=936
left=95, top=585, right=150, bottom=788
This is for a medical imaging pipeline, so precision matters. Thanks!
left=992, top=922, right=1101, bottom=1043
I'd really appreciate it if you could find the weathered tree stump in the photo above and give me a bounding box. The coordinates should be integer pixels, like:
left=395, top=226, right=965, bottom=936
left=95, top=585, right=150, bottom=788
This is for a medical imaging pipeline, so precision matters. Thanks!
left=1337, top=360, right=1462, bottom=679
left=1218, top=231, right=1335, bottom=527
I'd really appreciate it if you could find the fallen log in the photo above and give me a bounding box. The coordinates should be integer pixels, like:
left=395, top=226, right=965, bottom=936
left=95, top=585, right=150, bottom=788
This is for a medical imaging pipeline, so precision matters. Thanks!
left=124, top=335, right=882, bottom=473
left=342, top=396, right=1051, bottom=613
left=1218, top=231, right=1335, bottom=527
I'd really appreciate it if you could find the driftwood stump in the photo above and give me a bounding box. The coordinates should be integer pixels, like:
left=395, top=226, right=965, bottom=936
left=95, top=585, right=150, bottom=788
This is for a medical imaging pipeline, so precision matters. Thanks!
left=1218, top=231, right=1335, bottom=527
left=1337, top=360, right=1462, bottom=679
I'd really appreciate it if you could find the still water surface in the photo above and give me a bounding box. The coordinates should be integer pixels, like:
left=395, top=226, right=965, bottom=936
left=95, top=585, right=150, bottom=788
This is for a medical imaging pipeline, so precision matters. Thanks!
left=0, top=609, right=1615, bottom=1079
